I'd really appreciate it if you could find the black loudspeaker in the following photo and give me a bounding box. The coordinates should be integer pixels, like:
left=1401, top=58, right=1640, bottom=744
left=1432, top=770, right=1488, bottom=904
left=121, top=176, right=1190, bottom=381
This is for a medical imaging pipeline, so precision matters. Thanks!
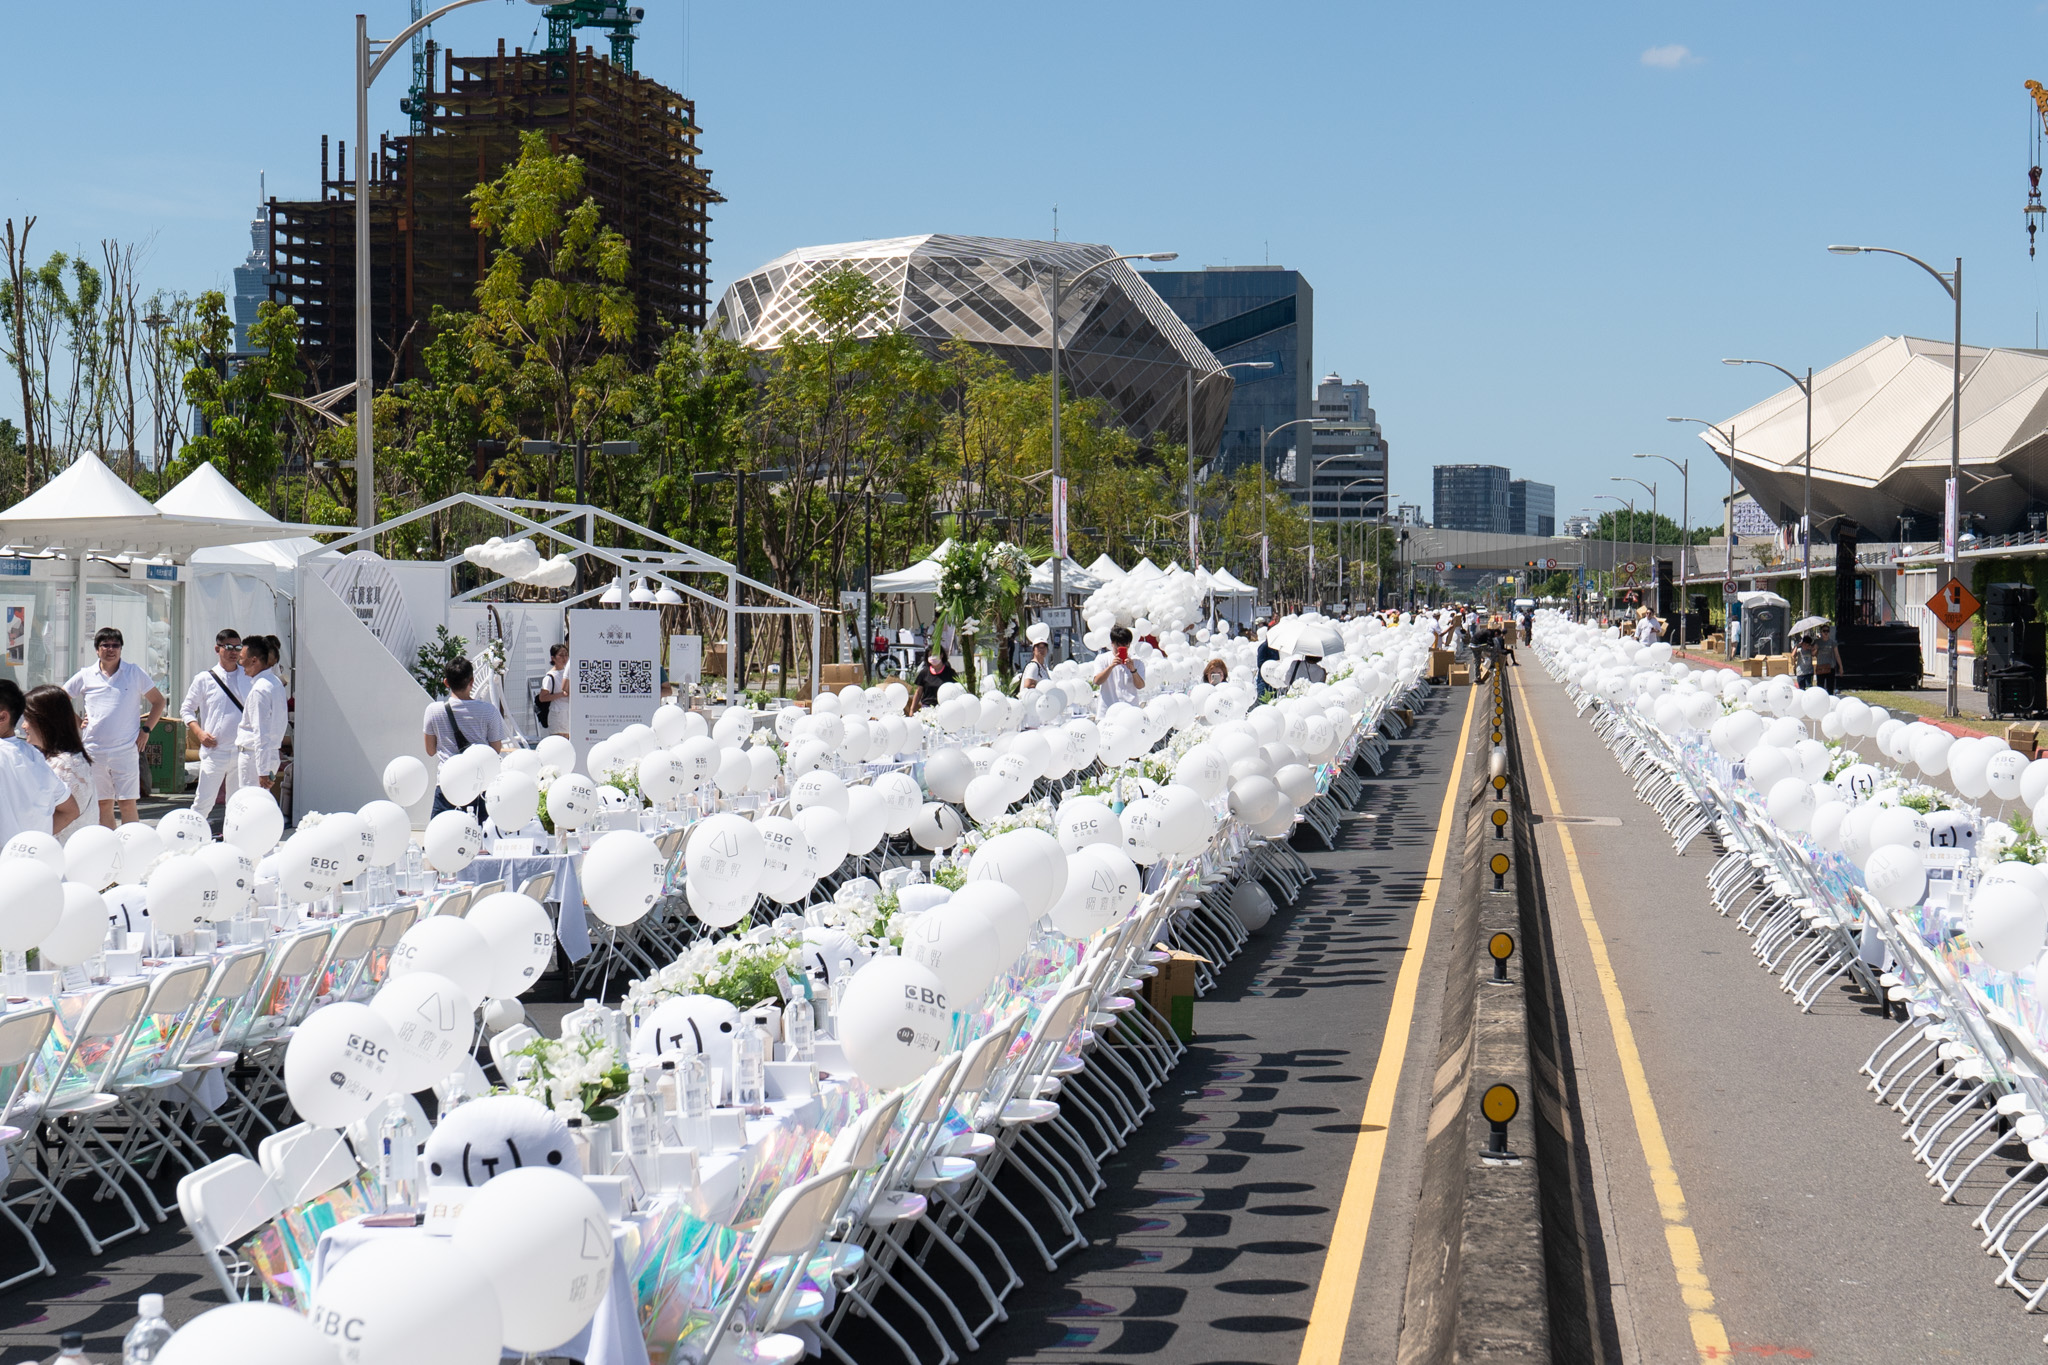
left=1986, top=582, right=2038, bottom=625
left=1988, top=622, right=2047, bottom=671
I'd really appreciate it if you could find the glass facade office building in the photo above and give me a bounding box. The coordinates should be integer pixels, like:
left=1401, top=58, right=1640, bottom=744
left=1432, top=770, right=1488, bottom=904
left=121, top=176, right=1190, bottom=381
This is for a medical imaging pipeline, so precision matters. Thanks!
left=1434, top=464, right=1512, bottom=533
left=1509, top=479, right=1555, bottom=537
left=716, top=235, right=1232, bottom=459
left=1141, top=267, right=1313, bottom=479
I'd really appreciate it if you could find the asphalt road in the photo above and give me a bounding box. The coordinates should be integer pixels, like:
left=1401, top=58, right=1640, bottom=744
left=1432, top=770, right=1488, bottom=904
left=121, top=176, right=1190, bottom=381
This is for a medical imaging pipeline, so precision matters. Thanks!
left=1515, top=660, right=2047, bottom=1361
left=973, top=686, right=1475, bottom=1365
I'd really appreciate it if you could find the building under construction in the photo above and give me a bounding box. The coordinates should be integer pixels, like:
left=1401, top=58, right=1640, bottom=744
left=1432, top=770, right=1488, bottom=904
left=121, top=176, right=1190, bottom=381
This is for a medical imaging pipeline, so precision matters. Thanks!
left=267, top=13, right=717, bottom=388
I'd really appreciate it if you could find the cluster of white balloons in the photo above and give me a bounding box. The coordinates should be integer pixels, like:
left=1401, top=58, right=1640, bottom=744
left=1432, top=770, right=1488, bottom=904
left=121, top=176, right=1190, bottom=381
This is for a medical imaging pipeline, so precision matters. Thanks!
left=1542, top=613, right=2048, bottom=978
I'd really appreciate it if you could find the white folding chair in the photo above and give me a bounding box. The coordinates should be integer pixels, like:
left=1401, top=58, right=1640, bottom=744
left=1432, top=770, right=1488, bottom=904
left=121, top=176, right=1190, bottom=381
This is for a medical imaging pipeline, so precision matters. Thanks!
left=175, top=1154, right=287, bottom=1301
left=696, top=1165, right=858, bottom=1365
left=257, top=1122, right=362, bottom=1205
left=0, top=1006, right=60, bottom=1286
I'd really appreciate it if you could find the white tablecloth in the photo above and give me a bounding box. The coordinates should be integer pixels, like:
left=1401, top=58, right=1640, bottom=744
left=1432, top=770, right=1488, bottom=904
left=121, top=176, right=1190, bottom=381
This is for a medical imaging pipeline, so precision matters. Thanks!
left=313, top=1215, right=648, bottom=1365
left=461, top=854, right=589, bottom=960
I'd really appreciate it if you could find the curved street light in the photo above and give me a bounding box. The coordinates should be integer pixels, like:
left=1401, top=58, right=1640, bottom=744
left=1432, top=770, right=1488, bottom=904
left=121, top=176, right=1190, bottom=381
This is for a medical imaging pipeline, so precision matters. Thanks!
left=1635, top=451, right=1692, bottom=643
left=1722, top=358, right=1814, bottom=617
left=1594, top=492, right=1633, bottom=613
left=1256, top=417, right=1326, bottom=604
left=1185, top=360, right=1273, bottom=570
left=1830, top=243, right=1964, bottom=715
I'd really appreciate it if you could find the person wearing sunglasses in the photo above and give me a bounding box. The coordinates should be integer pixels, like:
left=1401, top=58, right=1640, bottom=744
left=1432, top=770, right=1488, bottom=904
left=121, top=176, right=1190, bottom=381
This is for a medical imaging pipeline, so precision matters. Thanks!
left=63, top=626, right=166, bottom=828
left=180, top=628, right=251, bottom=820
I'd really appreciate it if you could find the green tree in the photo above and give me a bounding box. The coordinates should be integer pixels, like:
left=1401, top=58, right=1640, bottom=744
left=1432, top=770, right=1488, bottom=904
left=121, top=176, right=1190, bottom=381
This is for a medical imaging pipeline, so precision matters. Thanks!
left=464, top=130, right=636, bottom=501
left=169, top=292, right=306, bottom=500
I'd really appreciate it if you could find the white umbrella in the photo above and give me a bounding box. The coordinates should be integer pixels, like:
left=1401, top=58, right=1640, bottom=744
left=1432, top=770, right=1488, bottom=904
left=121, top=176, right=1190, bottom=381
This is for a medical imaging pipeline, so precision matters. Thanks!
left=1791, top=615, right=1830, bottom=635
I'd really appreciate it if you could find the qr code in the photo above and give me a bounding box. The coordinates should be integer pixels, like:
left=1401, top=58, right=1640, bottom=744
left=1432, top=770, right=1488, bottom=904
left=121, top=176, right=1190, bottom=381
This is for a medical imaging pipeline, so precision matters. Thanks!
left=618, top=659, right=654, bottom=696
left=578, top=658, right=613, bottom=696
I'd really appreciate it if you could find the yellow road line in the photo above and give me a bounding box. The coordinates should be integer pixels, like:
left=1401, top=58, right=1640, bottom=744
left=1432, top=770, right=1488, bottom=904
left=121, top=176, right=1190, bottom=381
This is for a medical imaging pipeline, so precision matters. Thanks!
left=1522, top=686, right=1732, bottom=1363
left=1296, top=683, right=1480, bottom=1365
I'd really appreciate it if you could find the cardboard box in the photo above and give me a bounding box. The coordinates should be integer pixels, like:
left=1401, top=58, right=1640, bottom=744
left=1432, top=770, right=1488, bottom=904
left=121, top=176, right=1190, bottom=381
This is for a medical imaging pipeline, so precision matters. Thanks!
left=821, top=662, right=863, bottom=688
left=1742, top=658, right=1765, bottom=677
left=1765, top=655, right=1793, bottom=677
left=2008, top=722, right=2040, bottom=757
left=1143, top=947, right=1208, bottom=1041
left=1449, top=664, right=1471, bottom=687
left=1429, top=648, right=1455, bottom=682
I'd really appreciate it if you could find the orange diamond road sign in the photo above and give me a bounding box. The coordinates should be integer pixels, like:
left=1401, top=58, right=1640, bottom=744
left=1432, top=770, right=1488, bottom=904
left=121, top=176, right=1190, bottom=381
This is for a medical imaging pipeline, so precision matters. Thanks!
left=1926, top=578, right=1980, bottom=633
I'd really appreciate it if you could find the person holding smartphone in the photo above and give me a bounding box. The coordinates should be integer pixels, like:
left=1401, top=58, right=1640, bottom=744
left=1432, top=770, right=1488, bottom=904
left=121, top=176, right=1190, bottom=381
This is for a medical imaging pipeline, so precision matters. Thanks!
left=1093, top=625, right=1146, bottom=711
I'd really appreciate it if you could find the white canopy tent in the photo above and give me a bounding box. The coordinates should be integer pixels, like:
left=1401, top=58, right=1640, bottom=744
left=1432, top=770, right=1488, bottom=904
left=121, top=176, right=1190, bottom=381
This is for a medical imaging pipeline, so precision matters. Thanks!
left=1027, top=555, right=1101, bottom=596
left=871, top=538, right=951, bottom=595
left=1086, top=554, right=1125, bottom=581
left=0, top=453, right=328, bottom=690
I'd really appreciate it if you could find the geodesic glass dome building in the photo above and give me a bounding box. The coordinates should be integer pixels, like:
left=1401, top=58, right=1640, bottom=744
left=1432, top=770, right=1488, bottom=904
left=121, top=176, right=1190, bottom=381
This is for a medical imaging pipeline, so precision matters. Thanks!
left=715, top=235, right=1233, bottom=461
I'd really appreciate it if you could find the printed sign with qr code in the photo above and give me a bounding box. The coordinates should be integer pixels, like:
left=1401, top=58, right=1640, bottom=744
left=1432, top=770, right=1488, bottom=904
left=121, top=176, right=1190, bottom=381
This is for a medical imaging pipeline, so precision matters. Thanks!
left=578, top=658, right=614, bottom=696
left=618, top=658, right=654, bottom=695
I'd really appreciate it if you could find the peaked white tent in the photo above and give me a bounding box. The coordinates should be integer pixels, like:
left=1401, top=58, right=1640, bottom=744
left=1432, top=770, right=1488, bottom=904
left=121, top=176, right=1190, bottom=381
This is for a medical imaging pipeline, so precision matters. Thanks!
left=1126, top=557, right=1163, bottom=581
left=1086, top=554, right=1125, bottom=581
left=1028, top=555, right=1101, bottom=596
left=872, top=538, right=952, bottom=595
left=1208, top=567, right=1257, bottom=597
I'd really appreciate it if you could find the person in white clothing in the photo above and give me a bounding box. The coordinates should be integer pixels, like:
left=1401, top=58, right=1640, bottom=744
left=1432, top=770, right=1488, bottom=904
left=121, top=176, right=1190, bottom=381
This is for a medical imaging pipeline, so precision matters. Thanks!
left=63, top=626, right=165, bottom=828
left=181, top=628, right=250, bottom=820
left=235, top=635, right=287, bottom=792
left=1093, top=625, right=1147, bottom=710
left=537, top=643, right=572, bottom=737
left=0, top=680, right=76, bottom=844
left=1634, top=606, right=1662, bottom=645
left=23, top=683, right=92, bottom=840
left=424, top=656, right=508, bottom=818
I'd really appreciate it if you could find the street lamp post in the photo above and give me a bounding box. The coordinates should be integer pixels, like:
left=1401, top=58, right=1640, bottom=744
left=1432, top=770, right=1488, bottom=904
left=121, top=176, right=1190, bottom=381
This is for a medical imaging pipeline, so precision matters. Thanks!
left=1666, top=416, right=1743, bottom=656
left=1046, top=249, right=1177, bottom=639
left=1257, top=417, right=1326, bottom=607
left=355, top=1, right=498, bottom=531
left=1331, top=480, right=1387, bottom=612
left=1596, top=493, right=1632, bottom=617
left=1613, top=477, right=1659, bottom=628
left=1184, top=360, right=1273, bottom=570
left=1722, top=358, right=1813, bottom=617
left=1830, top=243, right=1963, bottom=716
left=1635, top=452, right=1691, bottom=644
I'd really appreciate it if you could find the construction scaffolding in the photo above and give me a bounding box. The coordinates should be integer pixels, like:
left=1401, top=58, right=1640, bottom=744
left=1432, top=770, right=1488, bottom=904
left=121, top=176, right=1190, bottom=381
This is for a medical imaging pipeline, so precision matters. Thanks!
left=268, top=39, right=718, bottom=389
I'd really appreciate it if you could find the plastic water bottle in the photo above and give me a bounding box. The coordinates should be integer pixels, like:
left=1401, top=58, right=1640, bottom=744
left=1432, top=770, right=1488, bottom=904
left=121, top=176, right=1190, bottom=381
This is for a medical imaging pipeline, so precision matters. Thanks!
left=377, top=1099, right=419, bottom=1214
left=784, top=995, right=815, bottom=1065
left=622, top=1071, right=659, bottom=1159
left=735, top=1017, right=768, bottom=1115
left=681, top=1053, right=711, bottom=1142
left=122, top=1294, right=173, bottom=1364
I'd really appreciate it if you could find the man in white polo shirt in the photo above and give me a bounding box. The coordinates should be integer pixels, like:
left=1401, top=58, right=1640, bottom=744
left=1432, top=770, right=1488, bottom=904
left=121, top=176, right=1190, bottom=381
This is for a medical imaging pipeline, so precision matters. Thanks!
left=181, top=627, right=250, bottom=821
left=65, top=626, right=167, bottom=828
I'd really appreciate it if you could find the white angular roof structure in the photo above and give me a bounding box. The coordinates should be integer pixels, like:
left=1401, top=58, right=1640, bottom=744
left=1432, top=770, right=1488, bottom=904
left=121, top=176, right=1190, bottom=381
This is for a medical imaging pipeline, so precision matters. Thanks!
left=715, top=235, right=1233, bottom=461
left=1705, top=335, right=2048, bottom=537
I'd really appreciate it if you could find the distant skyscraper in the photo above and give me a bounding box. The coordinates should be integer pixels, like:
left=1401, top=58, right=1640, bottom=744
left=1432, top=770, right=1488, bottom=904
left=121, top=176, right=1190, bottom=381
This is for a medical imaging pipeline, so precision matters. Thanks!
left=1296, top=372, right=1388, bottom=522
left=1397, top=504, right=1424, bottom=528
left=1433, top=464, right=1511, bottom=533
left=1563, top=513, right=1595, bottom=538
left=231, top=187, right=275, bottom=358
left=1142, top=266, right=1312, bottom=479
left=1509, top=478, right=1555, bottom=537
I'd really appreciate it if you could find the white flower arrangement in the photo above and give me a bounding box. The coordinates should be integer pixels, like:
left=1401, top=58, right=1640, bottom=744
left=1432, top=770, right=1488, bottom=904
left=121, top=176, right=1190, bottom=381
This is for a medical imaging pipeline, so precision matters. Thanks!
left=502, top=1032, right=630, bottom=1120
left=624, top=933, right=796, bottom=1018
left=475, top=638, right=508, bottom=675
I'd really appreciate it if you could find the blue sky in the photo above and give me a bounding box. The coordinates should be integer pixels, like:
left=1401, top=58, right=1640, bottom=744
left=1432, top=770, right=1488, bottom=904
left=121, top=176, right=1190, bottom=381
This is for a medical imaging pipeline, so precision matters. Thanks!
left=3, top=1, right=2047, bottom=528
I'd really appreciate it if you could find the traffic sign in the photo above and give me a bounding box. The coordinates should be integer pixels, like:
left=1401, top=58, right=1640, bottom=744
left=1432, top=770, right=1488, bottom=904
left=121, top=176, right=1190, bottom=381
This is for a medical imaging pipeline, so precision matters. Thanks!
left=1544, top=558, right=1557, bottom=570
left=1925, top=578, right=1980, bottom=633
left=1622, top=560, right=1638, bottom=574
left=1436, top=561, right=1449, bottom=572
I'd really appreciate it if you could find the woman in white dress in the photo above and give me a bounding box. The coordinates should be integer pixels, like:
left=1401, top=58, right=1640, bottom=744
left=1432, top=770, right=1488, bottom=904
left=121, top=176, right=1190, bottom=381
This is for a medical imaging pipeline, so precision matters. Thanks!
left=24, top=683, right=94, bottom=841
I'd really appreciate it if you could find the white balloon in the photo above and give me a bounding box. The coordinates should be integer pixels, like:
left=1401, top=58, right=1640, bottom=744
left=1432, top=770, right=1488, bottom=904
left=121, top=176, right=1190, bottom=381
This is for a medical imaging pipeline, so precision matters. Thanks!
left=963, top=773, right=1014, bottom=825
left=389, top=916, right=494, bottom=1008
left=1151, top=784, right=1218, bottom=859
left=383, top=755, right=430, bottom=806
left=1989, top=749, right=2031, bottom=803
left=746, top=745, right=782, bottom=794
left=464, top=892, right=557, bottom=1000
left=485, top=770, right=541, bottom=831
left=1047, top=844, right=1138, bottom=938
left=1766, top=777, right=1817, bottom=833
left=285, top=1003, right=398, bottom=1126
left=686, top=813, right=765, bottom=897
left=686, top=877, right=756, bottom=929
left=837, top=956, right=950, bottom=1090
left=146, top=855, right=219, bottom=935
left=369, top=970, right=475, bottom=1094
left=1969, top=881, right=2048, bottom=973
left=534, top=734, right=576, bottom=771
left=197, top=842, right=255, bottom=919
left=790, top=769, right=850, bottom=815
left=545, top=773, right=599, bottom=831
left=112, top=822, right=165, bottom=884
left=583, top=831, right=665, bottom=927
left=0, top=830, right=61, bottom=874
left=324, top=811, right=376, bottom=884
left=675, top=735, right=722, bottom=790
left=909, top=802, right=964, bottom=851
left=1229, top=776, right=1282, bottom=826
left=713, top=746, right=753, bottom=798
left=755, top=815, right=815, bottom=903
left=1056, top=796, right=1124, bottom=853
left=357, top=800, right=412, bottom=867
left=224, top=793, right=285, bottom=859
left=843, top=787, right=886, bottom=856
left=1953, top=741, right=1997, bottom=800
left=423, top=810, right=485, bottom=876
left=156, top=808, right=212, bottom=853
left=923, top=748, right=976, bottom=803
left=965, top=828, right=1067, bottom=919
left=158, top=1303, right=340, bottom=1365
left=1863, top=843, right=1927, bottom=910
left=872, top=771, right=923, bottom=833
left=795, top=805, right=851, bottom=878
left=308, top=1234, right=502, bottom=1365
left=902, top=897, right=1002, bottom=1004
left=62, top=823, right=120, bottom=888
left=36, top=882, right=108, bottom=967
left=2023, top=759, right=2048, bottom=813
left=1809, top=801, right=1850, bottom=853
left=450, top=1167, right=612, bottom=1352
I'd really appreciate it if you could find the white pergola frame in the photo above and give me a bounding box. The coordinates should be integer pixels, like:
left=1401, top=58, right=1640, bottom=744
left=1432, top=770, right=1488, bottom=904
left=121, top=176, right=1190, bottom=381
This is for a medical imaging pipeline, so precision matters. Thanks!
left=299, top=494, right=825, bottom=700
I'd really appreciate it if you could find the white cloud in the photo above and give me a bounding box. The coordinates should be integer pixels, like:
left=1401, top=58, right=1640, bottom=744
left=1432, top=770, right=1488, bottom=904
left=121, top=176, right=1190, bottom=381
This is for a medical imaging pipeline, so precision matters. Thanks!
left=1641, top=44, right=1693, bottom=69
